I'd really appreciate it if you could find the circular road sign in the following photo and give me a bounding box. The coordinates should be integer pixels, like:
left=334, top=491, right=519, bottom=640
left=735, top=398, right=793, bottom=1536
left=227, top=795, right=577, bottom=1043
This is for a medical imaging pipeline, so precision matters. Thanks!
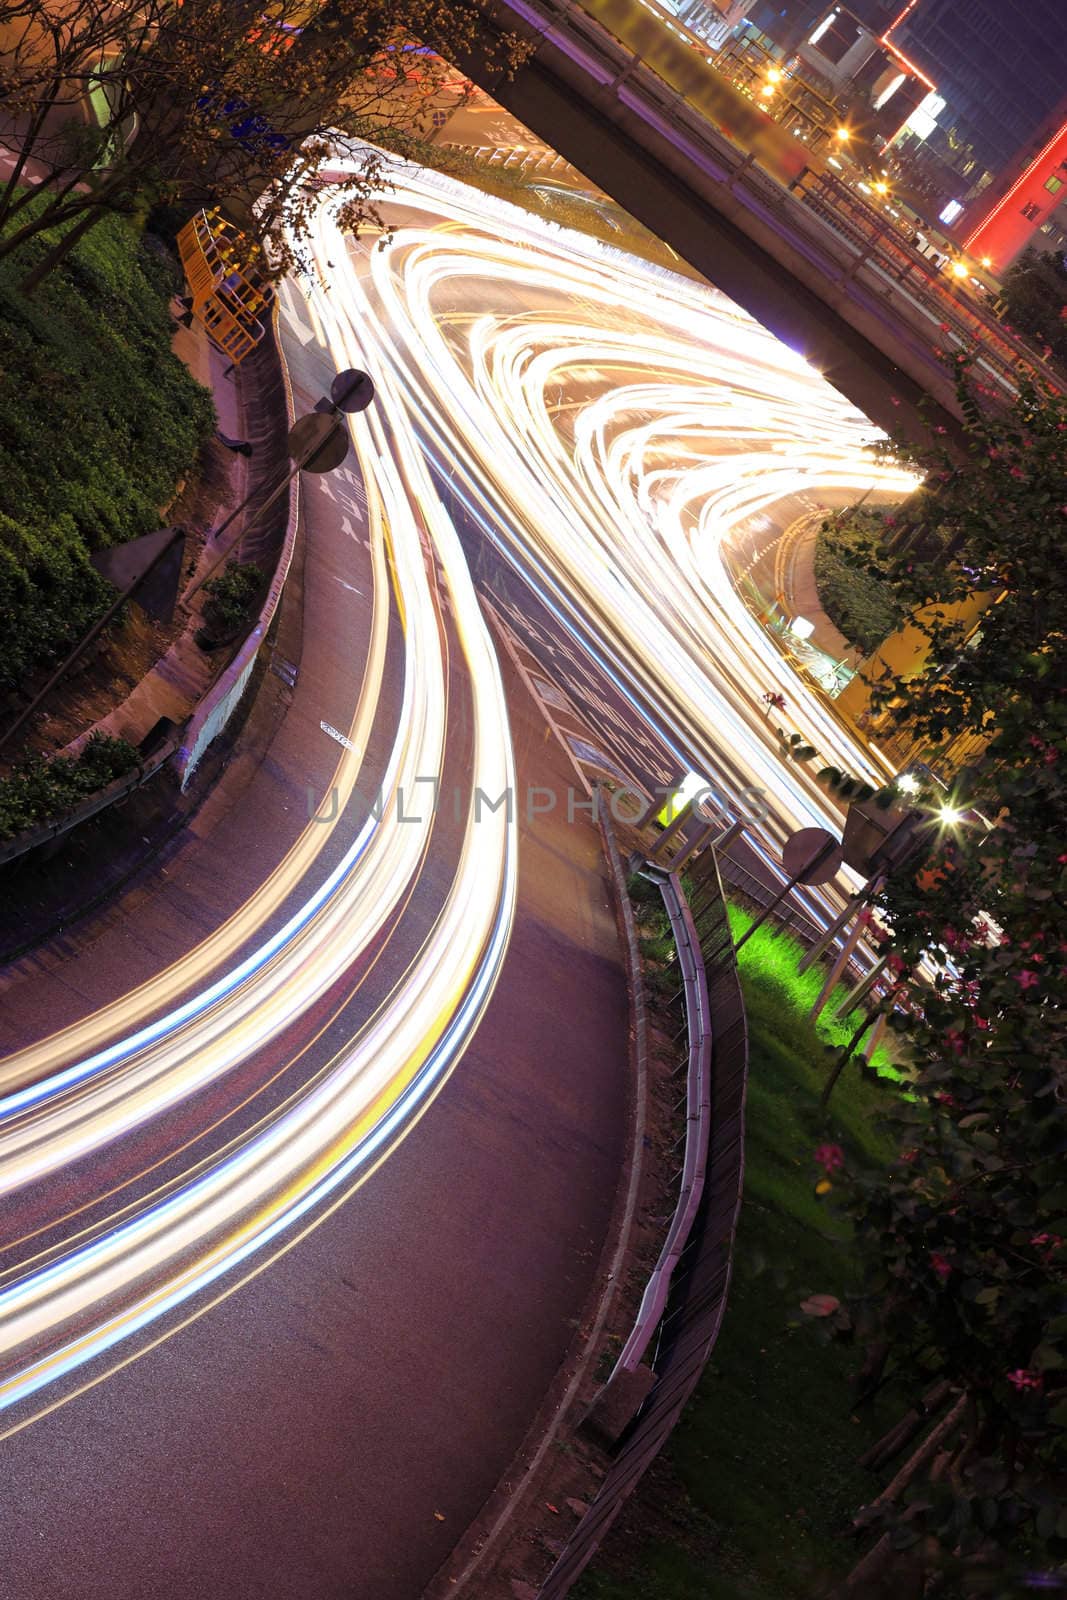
left=330, top=368, right=375, bottom=413
left=782, top=825, right=843, bottom=886
left=287, top=412, right=350, bottom=475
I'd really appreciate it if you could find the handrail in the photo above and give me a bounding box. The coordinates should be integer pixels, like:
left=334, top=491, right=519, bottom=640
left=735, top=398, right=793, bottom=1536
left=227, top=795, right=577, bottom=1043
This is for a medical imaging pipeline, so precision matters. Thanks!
left=537, top=841, right=747, bottom=1597
left=612, top=865, right=711, bottom=1374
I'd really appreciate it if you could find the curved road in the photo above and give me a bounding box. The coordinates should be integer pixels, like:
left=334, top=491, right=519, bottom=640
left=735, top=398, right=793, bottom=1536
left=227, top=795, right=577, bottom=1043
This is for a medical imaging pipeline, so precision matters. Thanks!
left=0, top=149, right=911, bottom=1595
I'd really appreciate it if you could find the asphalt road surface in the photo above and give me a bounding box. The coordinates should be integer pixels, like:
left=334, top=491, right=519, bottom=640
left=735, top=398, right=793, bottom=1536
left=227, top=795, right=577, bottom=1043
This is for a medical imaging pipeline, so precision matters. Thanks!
left=0, top=140, right=909, bottom=1597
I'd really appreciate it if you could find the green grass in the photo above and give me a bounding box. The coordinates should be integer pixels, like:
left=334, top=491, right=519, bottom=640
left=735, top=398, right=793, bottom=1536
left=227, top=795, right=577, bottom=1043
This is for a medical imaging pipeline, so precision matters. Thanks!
left=813, top=514, right=904, bottom=657
left=574, top=914, right=906, bottom=1600
left=0, top=202, right=215, bottom=690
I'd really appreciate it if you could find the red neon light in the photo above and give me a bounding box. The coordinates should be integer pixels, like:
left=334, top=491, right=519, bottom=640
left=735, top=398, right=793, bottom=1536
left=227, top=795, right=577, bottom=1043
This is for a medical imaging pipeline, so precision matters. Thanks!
left=879, top=35, right=935, bottom=91
left=964, top=116, right=1067, bottom=250
left=883, top=0, right=922, bottom=38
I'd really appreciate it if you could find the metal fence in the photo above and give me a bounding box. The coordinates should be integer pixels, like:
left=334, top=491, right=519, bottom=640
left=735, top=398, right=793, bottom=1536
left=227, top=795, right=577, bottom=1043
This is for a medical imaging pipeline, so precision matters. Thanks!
left=538, top=843, right=748, bottom=1597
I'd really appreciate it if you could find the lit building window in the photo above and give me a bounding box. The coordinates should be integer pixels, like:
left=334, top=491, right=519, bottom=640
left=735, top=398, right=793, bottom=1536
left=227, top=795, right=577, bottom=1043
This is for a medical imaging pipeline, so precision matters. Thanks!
left=1044, top=174, right=1064, bottom=195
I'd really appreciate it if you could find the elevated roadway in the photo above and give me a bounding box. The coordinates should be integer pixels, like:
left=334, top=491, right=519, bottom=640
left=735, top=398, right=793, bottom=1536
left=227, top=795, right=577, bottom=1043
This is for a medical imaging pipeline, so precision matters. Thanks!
left=454, top=0, right=1050, bottom=436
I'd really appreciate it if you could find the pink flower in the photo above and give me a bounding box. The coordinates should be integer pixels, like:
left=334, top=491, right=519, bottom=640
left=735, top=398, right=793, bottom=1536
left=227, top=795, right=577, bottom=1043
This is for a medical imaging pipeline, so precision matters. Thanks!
left=1016, top=969, right=1040, bottom=990
left=935, top=1091, right=960, bottom=1109
left=1010, top=466, right=1026, bottom=480
left=1006, top=1369, right=1042, bottom=1392
left=900, top=1148, right=918, bottom=1163
left=930, top=1252, right=953, bottom=1281
left=887, top=953, right=908, bottom=976
left=813, top=1143, right=845, bottom=1174
left=945, top=1029, right=966, bottom=1055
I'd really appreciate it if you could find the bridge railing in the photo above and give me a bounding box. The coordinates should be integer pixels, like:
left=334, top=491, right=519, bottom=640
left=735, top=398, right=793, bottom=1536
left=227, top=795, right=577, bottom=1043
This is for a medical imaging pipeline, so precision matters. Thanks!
left=537, top=841, right=747, bottom=1597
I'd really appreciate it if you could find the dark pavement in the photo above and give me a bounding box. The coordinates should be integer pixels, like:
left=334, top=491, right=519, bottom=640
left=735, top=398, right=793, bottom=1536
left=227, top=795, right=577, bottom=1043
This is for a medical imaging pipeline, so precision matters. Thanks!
left=0, top=643, right=628, bottom=1600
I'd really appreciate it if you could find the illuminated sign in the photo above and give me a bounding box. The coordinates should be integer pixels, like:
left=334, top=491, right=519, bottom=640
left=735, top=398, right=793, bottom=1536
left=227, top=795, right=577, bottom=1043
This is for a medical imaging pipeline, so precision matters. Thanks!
left=808, top=9, right=839, bottom=47
left=873, top=72, right=906, bottom=109
left=939, top=198, right=964, bottom=224
left=903, top=89, right=944, bottom=141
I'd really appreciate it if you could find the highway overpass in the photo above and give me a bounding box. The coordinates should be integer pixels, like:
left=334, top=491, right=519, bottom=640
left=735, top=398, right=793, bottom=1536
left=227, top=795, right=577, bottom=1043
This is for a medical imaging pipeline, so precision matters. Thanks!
left=457, top=0, right=1044, bottom=437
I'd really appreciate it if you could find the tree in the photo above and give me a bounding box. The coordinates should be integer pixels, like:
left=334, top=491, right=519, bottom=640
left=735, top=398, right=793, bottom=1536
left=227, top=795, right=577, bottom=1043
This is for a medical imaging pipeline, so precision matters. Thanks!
left=999, top=247, right=1067, bottom=369
left=787, top=359, right=1067, bottom=1593
left=0, top=0, right=523, bottom=289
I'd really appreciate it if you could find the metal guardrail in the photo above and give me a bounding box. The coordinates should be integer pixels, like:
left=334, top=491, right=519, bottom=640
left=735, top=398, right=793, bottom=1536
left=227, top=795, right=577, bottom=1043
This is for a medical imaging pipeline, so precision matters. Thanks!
left=538, top=842, right=747, bottom=1597
left=495, top=0, right=1060, bottom=411
left=610, top=864, right=711, bottom=1375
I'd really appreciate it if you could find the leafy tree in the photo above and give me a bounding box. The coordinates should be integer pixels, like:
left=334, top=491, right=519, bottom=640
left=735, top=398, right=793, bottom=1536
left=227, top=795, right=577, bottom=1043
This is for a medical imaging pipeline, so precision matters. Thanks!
left=814, top=506, right=906, bottom=655
left=798, top=359, right=1067, bottom=1595
left=999, top=247, right=1067, bottom=370
left=0, top=0, right=523, bottom=289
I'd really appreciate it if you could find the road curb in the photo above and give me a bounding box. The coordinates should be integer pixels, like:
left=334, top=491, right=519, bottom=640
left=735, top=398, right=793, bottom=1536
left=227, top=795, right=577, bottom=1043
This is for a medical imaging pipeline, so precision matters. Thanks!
left=422, top=724, right=651, bottom=1599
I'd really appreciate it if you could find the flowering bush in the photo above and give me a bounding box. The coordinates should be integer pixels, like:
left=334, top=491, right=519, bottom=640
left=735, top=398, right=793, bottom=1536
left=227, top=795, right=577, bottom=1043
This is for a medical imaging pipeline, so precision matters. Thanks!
left=795, top=362, right=1067, bottom=1591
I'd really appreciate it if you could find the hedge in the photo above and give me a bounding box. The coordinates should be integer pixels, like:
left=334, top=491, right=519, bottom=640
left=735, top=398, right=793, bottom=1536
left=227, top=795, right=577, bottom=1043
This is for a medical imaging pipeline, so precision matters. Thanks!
left=0, top=204, right=215, bottom=689
left=0, top=733, right=142, bottom=842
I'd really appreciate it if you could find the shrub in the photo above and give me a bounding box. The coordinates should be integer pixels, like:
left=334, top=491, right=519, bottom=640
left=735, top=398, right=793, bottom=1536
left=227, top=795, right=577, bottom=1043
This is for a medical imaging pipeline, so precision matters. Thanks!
left=196, top=562, right=264, bottom=647
left=813, top=509, right=905, bottom=655
left=0, top=733, right=141, bottom=841
left=0, top=202, right=215, bottom=687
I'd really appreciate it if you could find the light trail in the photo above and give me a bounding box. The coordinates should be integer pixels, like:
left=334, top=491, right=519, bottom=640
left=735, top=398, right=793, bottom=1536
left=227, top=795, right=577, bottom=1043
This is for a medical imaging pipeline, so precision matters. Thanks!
left=0, top=186, right=518, bottom=1420
left=317, top=155, right=917, bottom=863
left=0, top=143, right=914, bottom=1421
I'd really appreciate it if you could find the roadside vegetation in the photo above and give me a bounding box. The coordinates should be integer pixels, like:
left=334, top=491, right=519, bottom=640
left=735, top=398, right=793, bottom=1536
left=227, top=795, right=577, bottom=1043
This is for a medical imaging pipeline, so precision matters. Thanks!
left=195, top=561, right=265, bottom=649
left=813, top=508, right=905, bottom=656
left=0, top=203, right=214, bottom=692
left=999, top=247, right=1067, bottom=371
left=0, top=734, right=141, bottom=842
left=576, top=908, right=904, bottom=1600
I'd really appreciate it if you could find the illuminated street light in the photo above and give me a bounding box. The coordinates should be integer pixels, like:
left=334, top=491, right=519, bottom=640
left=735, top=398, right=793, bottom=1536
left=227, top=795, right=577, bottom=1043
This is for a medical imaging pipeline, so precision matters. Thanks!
left=939, top=804, right=964, bottom=827
left=760, top=84, right=775, bottom=98
left=873, top=179, right=889, bottom=195
left=981, top=255, right=992, bottom=269
left=835, top=126, right=851, bottom=142
left=895, top=772, right=921, bottom=795
left=767, top=65, right=783, bottom=83
left=950, top=260, right=969, bottom=280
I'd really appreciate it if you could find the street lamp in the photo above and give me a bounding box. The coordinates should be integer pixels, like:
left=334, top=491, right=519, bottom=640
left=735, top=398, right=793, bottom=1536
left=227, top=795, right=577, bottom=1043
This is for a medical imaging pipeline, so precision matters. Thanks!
left=835, top=126, right=851, bottom=142
left=950, top=260, right=969, bottom=279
